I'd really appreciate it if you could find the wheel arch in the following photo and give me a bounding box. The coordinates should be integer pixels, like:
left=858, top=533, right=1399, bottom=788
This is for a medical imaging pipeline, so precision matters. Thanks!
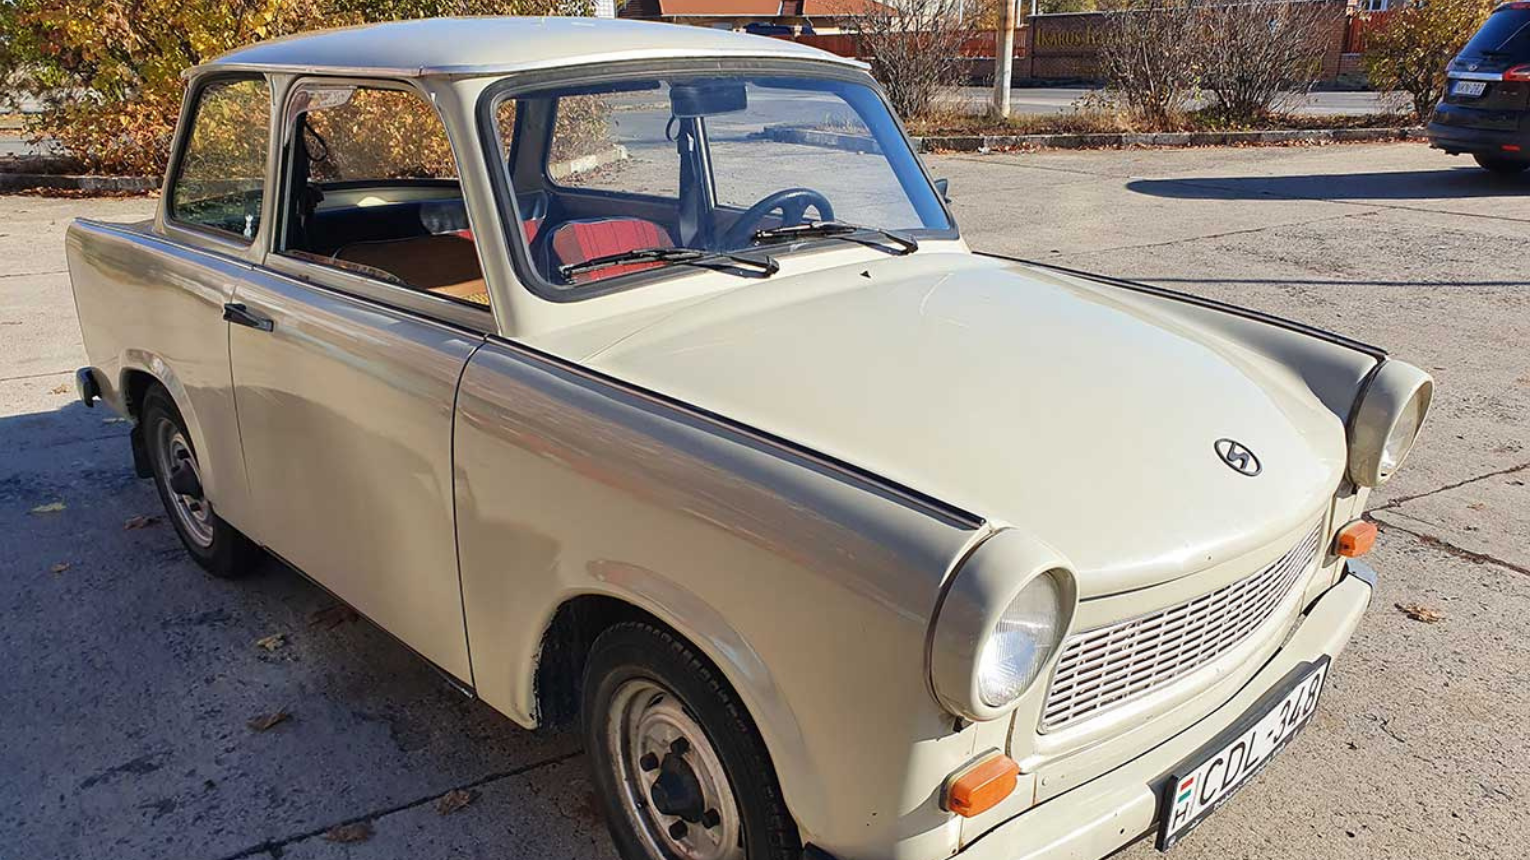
left=528, top=584, right=827, bottom=827
left=119, top=363, right=189, bottom=479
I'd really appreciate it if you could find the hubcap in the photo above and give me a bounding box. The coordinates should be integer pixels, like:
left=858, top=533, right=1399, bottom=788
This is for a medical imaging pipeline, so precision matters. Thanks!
left=153, top=417, right=214, bottom=548
left=606, top=679, right=743, bottom=860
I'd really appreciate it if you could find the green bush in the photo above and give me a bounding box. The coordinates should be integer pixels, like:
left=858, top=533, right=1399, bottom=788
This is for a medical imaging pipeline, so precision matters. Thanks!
left=0, top=0, right=583, bottom=175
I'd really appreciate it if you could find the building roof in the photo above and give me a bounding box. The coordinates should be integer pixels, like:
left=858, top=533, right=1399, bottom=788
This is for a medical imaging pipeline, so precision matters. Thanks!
left=621, top=0, right=887, bottom=17
left=798, top=0, right=889, bottom=14
left=199, top=16, right=862, bottom=79
left=655, top=0, right=784, bottom=14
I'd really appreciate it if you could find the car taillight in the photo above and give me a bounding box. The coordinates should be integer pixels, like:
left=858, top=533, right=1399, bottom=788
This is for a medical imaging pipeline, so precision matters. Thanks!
left=1506, top=64, right=1530, bottom=82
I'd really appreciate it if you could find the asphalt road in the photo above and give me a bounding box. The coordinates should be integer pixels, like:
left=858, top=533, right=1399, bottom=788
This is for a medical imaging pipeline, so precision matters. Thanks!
left=2, top=141, right=1527, bottom=860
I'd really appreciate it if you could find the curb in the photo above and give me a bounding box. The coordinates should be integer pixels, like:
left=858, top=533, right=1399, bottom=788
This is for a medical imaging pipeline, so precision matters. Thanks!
left=914, top=126, right=1426, bottom=153
left=0, top=173, right=159, bottom=193
left=761, top=125, right=882, bottom=153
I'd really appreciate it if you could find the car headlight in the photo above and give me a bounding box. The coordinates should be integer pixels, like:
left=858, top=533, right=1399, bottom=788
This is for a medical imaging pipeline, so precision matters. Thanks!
left=1348, top=360, right=1433, bottom=488
left=977, top=574, right=1066, bottom=707
left=929, top=532, right=1077, bottom=722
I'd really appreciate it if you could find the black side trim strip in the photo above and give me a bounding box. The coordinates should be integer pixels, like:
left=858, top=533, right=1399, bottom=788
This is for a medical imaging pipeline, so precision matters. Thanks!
left=975, top=251, right=1389, bottom=360
left=261, top=545, right=476, bottom=698
left=483, top=333, right=986, bottom=531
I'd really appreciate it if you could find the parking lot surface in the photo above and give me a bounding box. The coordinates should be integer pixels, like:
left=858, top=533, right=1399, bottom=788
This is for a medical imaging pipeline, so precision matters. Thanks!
left=2, top=141, right=1526, bottom=860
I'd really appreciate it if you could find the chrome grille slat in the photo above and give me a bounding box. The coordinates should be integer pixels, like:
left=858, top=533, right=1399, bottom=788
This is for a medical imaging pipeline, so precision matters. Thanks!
left=1041, top=523, right=1323, bottom=731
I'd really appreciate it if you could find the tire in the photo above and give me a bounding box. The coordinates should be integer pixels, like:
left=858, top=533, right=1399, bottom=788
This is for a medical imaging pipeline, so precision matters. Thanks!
left=582, top=622, right=801, bottom=860
left=141, top=385, right=261, bottom=578
left=1473, top=154, right=1530, bottom=174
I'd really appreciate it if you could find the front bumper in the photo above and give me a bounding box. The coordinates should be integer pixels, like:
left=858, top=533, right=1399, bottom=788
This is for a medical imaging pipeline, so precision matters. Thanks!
left=948, top=560, right=1376, bottom=860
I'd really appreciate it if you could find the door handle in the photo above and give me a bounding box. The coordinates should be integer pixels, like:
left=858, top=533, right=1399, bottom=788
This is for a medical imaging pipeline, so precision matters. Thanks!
left=223, top=302, right=274, bottom=332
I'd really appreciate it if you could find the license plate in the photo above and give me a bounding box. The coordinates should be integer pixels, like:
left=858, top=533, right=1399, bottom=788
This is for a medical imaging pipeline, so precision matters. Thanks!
left=1453, top=80, right=1488, bottom=97
left=1156, top=658, right=1329, bottom=851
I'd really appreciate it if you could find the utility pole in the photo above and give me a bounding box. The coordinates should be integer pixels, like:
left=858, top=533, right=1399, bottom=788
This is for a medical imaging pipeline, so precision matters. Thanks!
left=992, top=0, right=1017, bottom=117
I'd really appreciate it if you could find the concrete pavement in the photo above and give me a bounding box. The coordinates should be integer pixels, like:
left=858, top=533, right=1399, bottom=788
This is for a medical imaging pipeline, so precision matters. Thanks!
left=948, top=86, right=1406, bottom=116
left=2, top=141, right=1527, bottom=859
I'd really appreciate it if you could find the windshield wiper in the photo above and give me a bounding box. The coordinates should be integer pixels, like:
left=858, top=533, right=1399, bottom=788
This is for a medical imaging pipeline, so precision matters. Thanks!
left=559, top=246, right=779, bottom=279
left=751, top=220, right=919, bottom=255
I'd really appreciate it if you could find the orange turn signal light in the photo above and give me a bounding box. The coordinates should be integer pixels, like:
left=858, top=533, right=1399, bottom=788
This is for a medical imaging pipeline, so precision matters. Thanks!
left=944, top=752, right=1020, bottom=818
left=1334, top=520, right=1378, bottom=558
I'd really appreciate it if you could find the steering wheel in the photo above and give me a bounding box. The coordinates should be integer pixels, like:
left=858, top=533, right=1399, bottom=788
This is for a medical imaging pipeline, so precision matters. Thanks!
left=717, top=188, right=834, bottom=250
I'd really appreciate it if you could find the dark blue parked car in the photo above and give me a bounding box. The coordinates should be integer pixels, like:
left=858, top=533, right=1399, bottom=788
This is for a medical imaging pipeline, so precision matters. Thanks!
left=1428, top=1, right=1530, bottom=173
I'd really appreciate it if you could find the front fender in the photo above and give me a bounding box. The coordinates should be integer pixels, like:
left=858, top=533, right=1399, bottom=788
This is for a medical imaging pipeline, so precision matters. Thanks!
left=452, top=338, right=986, bottom=858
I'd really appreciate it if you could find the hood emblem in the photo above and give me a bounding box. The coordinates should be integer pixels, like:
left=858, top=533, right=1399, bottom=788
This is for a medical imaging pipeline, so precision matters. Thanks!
left=1214, top=439, right=1262, bottom=477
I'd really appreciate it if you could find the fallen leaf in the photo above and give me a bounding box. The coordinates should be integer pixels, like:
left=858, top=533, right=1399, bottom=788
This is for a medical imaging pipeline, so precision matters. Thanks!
left=254, top=633, right=287, bottom=652
left=123, top=515, right=161, bottom=530
left=1396, top=602, right=1444, bottom=624
left=49, top=562, right=71, bottom=574
left=247, top=710, right=291, bottom=732
left=1467, top=502, right=1486, bottom=511
left=323, top=822, right=373, bottom=843
left=29, top=501, right=66, bottom=514
left=436, top=788, right=478, bottom=815
left=308, top=604, right=360, bottom=629
left=49, top=383, right=70, bottom=395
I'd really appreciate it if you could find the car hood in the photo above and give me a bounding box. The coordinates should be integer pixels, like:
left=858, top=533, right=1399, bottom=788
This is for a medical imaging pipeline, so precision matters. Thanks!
left=562, top=252, right=1351, bottom=596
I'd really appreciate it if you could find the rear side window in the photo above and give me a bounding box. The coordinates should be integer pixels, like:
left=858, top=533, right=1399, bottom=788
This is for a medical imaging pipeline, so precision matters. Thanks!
left=300, top=87, right=459, bottom=181
left=1461, top=8, right=1530, bottom=58
left=170, top=77, right=271, bottom=241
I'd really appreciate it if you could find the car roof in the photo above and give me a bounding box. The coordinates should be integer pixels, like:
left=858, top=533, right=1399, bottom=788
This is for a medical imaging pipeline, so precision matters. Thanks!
left=195, top=16, right=865, bottom=79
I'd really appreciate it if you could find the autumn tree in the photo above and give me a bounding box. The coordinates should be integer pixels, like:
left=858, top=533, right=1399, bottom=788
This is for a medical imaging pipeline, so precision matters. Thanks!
left=1366, top=0, right=1497, bottom=120
left=838, top=0, right=990, bottom=119
left=0, top=0, right=586, bottom=174
left=1097, top=0, right=1202, bottom=126
left=1199, top=0, right=1335, bottom=121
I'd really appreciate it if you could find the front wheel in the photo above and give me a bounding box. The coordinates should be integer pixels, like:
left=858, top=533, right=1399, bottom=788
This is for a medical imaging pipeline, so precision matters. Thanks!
left=1473, top=153, right=1530, bottom=174
left=142, top=385, right=261, bottom=578
left=583, top=622, right=801, bottom=860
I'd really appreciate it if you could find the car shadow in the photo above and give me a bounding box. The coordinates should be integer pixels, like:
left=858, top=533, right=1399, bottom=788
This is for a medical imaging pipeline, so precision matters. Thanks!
left=0, top=399, right=597, bottom=859
left=1126, top=165, right=1529, bottom=201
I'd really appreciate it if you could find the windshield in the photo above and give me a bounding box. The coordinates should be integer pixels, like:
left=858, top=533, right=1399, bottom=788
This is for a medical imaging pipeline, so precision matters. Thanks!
left=488, top=71, right=952, bottom=294
left=1461, top=6, right=1530, bottom=58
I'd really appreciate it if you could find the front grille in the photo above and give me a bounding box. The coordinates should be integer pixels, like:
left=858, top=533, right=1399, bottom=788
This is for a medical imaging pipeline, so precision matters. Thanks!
left=1041, top=522, right=1324, bottom=731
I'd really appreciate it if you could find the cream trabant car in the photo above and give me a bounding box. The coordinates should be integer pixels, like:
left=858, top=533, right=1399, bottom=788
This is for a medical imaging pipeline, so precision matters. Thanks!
left=66, top=17, right=1432, bottom=860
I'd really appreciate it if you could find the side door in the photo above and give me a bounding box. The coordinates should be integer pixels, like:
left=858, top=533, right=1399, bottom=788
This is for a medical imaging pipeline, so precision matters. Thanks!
left=228, top=79, right=495, bottom=683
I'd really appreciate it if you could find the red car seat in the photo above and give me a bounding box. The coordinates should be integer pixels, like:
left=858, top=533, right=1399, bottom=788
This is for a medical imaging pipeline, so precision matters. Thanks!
left=538, top=217, right=674, bottom=284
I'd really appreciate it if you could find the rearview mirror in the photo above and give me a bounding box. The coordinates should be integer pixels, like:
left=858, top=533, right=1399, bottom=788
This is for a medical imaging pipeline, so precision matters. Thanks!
left=670, top=82, right=748, bottom=117
left=934, top=177, right=951, bottom=202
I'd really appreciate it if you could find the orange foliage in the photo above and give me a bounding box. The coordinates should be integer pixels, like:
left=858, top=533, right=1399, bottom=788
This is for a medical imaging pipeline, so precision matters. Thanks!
left=1, top=0, right=583, bottom=175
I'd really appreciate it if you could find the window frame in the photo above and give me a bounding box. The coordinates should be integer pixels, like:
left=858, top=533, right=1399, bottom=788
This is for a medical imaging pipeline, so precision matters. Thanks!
left=477, top=58, right=961, bottom=304
left=163, top=73, right=275, bottom=250
left=262, top=75, right=495, bottom=332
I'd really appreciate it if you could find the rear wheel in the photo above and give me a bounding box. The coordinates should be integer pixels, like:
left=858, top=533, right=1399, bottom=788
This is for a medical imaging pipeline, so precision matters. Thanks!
left=582, top=622, right=800, bottom=860
left=1473, top=154, right=1530, bottom=174
left=142, top=385, right=260, bottom=578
